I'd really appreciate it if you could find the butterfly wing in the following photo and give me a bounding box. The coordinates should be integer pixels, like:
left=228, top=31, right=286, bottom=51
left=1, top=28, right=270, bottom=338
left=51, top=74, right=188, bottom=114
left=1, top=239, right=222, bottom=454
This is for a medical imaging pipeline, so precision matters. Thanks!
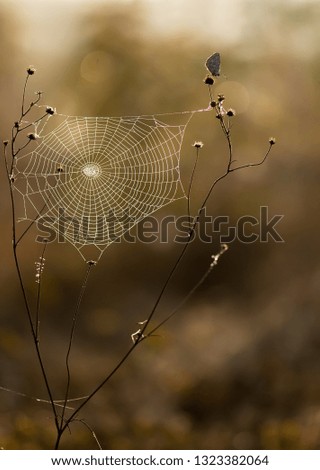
left=205, top=52, right=221, bottom=76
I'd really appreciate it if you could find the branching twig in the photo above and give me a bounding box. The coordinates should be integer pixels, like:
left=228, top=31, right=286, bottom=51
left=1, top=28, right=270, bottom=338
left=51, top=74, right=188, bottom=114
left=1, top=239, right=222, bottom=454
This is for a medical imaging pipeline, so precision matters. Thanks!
left=4, top=69, right=60, bottom=434
left=145, top=243, right=229, bottom=338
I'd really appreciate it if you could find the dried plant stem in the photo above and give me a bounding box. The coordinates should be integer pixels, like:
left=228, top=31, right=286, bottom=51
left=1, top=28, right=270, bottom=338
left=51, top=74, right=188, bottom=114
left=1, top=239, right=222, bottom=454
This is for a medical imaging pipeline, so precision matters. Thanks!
left=56, top=339, right=139, bottom=446
left=8, top=179, right=59, bottom=432
left=187, top=145, right=201, bottom=227
left=15, top=202, right=48, bottom=246
left=4, top=74, right=60, bottom=434
left=146, top=243, right=229, bottom=337
left=139, top=107, right=271, bottom=339
left=4, top=71, right=274, bottom=450
left=75, top=419, right=102, bottom=450
left=58, top=262, right=95, bottom=435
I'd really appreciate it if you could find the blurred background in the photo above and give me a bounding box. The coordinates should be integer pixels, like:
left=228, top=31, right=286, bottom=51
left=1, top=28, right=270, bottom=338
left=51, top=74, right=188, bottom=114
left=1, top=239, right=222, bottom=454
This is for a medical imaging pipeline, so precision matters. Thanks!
left=0, top=0, right=319, bottom=450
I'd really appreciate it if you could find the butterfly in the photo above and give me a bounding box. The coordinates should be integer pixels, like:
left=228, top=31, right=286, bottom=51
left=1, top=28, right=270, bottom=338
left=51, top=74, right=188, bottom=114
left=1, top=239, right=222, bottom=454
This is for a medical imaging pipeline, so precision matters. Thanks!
left=205, top=52, right=221, bottom=77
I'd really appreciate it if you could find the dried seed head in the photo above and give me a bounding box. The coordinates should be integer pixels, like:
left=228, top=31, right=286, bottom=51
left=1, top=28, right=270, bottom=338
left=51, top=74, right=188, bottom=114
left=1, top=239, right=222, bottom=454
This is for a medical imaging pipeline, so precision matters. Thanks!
left=3, top=140, right=9, bottom=146
left=204, top=76, right=214, bottom=85
left=193, top=141, right=204, bottom=149
left=27, top=66, right=36, bottom=75
left=226, top=108, right=236, bottom=117
left=87, top=260, right=97, bottom=266
left=14, top=121, right=20, bottom=129
left=269, top=137, right=276, bottom=145
left=46, top=106, right=56, bottom=115
left=27, top=132, right=39, bottom=140
left=210, top=100, right=217, bottom=108
left=217, top=94, right=225, bottom=102
left=210, top=244, right=228, bottom=268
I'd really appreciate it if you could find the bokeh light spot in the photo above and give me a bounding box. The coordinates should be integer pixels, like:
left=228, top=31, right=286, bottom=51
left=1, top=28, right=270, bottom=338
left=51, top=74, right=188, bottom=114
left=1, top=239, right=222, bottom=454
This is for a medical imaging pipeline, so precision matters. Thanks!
left=80, top=50, right=114, bottom=83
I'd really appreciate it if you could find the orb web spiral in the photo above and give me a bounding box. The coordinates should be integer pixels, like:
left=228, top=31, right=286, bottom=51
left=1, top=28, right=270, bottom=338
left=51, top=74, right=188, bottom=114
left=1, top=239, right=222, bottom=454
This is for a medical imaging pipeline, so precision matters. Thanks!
left=13, top=112, right=195, bottom=261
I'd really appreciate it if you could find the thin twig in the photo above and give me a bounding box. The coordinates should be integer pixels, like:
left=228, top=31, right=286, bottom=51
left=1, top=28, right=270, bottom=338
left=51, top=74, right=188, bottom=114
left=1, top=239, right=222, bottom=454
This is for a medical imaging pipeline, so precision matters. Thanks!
left=21, top=74, right=29, bottom=116
left=58, top=261, right=95, bottom=436
left=8, top=178, right=59, bottom=431
left=4, top=72, right=60, bottom=433
left=75, top=419, right=103, bottom=450
left=187, top=145, right=201, bottom=228
left=56, top=247, right=229, bottom=438
left=146, top=244, right=229, bottom=338
left=19, top=112, right=48, bottom=132
left=56, top=340, right=139, bottom=446
left=16, top=202, right=48, bottom=246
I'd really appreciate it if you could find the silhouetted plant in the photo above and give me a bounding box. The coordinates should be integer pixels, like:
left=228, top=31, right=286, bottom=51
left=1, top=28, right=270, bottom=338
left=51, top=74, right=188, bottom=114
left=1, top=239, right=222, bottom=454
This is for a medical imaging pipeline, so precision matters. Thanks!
left=2, top=62, right=275, bottom=449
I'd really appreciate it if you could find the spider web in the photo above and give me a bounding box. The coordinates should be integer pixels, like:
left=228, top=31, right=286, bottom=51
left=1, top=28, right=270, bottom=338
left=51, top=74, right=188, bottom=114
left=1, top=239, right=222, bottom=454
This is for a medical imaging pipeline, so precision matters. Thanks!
left=13, top=111, right=199, bottom=261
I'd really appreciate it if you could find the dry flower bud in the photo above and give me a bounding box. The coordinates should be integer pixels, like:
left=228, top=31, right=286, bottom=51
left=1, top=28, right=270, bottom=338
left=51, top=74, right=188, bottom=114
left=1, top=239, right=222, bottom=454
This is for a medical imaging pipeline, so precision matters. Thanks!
left=193, top=141, right=204, bottom=149
left=27, top=132, right=39, bottom=140
left=46, top=106, right=56, bottom=115
left=27, top=66, right=36, bottom=75
left=269, top=137, right=276, bottom=145
left=226, top=108, right=236, bottom=117
left=204, top=76, right=214, bottom=85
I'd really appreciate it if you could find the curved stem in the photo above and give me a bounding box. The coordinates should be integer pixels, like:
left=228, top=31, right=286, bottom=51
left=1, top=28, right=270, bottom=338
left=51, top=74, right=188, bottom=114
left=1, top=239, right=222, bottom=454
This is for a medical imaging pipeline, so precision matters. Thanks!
left=57, top=340, right=139, bottom=444
left=9, top=187, right=59, bottom=432
left=58, top=262, right=95, bottom=437
left=147, top=244, right=228, bottom=337
left=4, top=75, right=60, bottom=434
left=187, top=146, right=201, bottom=227
left=21, top=74, right=29, bottom=116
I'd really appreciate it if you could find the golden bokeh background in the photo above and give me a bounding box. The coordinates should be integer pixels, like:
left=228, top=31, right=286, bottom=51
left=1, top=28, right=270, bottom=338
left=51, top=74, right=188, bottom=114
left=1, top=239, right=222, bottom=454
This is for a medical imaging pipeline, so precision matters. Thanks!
left=0, top=0, right=319, bottom=449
